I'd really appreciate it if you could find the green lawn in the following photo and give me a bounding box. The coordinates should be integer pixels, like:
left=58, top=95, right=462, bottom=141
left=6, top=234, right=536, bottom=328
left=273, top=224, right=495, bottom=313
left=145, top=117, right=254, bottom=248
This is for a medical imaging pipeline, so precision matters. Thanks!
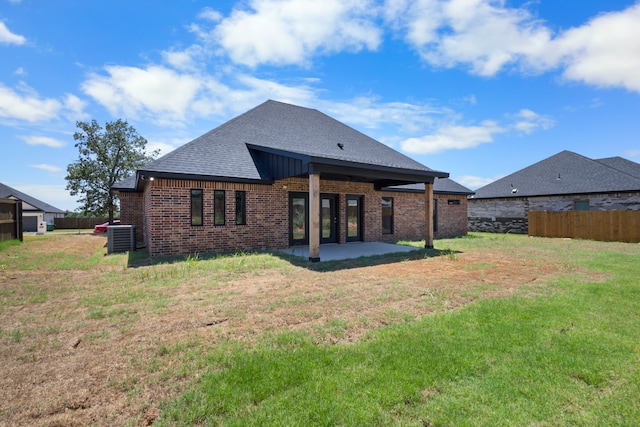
left=157, top=235, right=640, bottom=426
left=2, top=233, right=638, bottom=426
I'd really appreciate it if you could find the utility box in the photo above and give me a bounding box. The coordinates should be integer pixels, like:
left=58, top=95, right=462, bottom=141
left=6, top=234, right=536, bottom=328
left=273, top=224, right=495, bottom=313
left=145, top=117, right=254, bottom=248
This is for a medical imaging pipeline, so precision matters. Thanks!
left=36, top=221, right=47, bottom=235
left=107, top=225, right=136, bottom=254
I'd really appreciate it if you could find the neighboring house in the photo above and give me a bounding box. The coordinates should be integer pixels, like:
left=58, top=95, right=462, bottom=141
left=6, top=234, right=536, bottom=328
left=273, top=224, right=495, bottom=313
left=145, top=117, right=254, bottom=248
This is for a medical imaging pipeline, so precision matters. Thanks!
left=0, top=182, right=65, bottom=232
left=468, top=150, right=640, bottom=234
left=113, top=100, right=470, bottom=260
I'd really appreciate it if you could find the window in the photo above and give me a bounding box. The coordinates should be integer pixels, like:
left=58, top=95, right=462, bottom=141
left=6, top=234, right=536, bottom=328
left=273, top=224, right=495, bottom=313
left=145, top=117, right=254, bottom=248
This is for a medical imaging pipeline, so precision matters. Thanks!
left=214, top=190, right=225, bottom=225
left=433, top=199, right=438, bottom=232
left=447, top=199, right=461, bottom=205
left=190, top=189, right=203, bottom=226
left=574, top=200, right=590, bottom=211
left=382, top=197, right=393, bottom=235
left=235, top=191, right=246, bottom=225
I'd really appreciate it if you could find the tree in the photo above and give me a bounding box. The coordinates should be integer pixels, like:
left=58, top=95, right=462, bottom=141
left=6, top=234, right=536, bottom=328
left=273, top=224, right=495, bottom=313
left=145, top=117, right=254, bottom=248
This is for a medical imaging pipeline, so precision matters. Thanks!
left=66, top=119, right=158, bottom=222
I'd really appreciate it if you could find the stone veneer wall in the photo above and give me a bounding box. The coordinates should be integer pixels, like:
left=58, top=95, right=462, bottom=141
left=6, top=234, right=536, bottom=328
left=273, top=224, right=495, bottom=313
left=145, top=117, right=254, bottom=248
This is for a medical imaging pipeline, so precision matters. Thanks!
left=121, top=177, right=468, bottom=257
left=468, top=192, right=640, bottom=234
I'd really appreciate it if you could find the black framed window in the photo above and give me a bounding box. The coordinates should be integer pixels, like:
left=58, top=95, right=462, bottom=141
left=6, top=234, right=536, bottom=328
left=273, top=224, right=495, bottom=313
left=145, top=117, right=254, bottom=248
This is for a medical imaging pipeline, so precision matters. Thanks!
left=382, top=197, right=393, bottom=235
left=214, top=190, right=225, bottom=225
left=190, top=189, right=203, bottom=226
left=235, top=191, right=246, bottom=225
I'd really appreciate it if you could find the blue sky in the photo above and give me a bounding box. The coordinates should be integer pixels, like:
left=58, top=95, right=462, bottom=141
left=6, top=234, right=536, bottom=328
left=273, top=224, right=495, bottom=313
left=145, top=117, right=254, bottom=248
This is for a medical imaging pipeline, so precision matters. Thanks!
left=1, top=0, right=639, bottom=212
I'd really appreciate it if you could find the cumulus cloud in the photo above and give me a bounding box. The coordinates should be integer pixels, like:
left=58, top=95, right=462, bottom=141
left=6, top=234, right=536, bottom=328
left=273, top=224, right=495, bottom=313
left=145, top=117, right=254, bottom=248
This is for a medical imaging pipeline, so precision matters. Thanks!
left=0, top=22, right=26, bottom=45
left=386, top=0, right=551, bottom=76
left=81, top=64, right=317, bottom=126
left=401, top=120, right=504, bottom=154
left=549, top=4, right=640, bottom=93
left=398, top=105, right=554, bottom=155
left=205, top=0, right=381, bottom=67
left=20, top=135, right=66, bottom=148
left=386, top=1, right=640, bottom=93
left=509, top=109, right=555, bottom=134
left=82, top=65, right=202, bottom=124
left=0, top=83, right=62, bottom=122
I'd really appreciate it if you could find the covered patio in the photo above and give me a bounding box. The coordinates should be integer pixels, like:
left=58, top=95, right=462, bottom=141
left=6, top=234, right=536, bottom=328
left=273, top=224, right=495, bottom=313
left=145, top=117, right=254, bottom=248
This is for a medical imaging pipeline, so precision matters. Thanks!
left=280, top=241, right=423, bottom=262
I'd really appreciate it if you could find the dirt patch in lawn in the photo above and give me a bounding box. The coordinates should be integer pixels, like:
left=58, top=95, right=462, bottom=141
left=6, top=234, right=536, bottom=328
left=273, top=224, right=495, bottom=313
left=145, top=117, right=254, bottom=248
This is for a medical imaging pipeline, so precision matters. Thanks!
left=0, top=234, right=571, bottom=426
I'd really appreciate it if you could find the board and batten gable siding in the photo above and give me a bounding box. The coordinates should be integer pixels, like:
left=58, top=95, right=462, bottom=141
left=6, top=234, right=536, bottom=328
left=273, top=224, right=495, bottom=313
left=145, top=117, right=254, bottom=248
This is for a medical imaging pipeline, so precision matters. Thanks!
left=468, top=192, right=640, bottom=234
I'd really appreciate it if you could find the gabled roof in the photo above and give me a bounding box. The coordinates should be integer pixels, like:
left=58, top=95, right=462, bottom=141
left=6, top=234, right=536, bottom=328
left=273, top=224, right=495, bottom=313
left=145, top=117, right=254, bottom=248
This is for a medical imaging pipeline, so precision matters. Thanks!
left=114, top=100, right=447, bottom=191
left=472, top=150, right=640, bottom=199
left=0, top=182, right=64, bottom=213
left=384, top=178, right=475, bottom=195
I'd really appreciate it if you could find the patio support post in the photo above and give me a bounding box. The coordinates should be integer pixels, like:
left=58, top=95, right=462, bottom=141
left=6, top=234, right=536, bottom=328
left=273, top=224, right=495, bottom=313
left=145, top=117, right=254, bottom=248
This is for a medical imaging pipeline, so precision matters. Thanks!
left=425, top=181, right=434, bottom=249
left=309, top=172, right=321, bottom=262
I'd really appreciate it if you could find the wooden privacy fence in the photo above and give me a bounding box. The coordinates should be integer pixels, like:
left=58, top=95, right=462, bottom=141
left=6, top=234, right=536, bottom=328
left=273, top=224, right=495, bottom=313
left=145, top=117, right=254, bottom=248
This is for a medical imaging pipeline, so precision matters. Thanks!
left=54, top=217, right=109, bottom=229
left=0, top=198, right=23, bottom=241
left=529, top=210, right=640, bottom=243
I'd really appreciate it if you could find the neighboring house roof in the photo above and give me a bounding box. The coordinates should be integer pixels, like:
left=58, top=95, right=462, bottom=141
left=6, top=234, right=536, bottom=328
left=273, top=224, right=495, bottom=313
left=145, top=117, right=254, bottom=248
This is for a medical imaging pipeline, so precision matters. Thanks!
left=384, top=178, right=475, bottom=195
left=114, top=100, right=448, bottom=191
left=0, top=182, right=64, bottom=213
left=472, top=150, right=640, bottom=199
left=595, top=156, right=640, bottom=178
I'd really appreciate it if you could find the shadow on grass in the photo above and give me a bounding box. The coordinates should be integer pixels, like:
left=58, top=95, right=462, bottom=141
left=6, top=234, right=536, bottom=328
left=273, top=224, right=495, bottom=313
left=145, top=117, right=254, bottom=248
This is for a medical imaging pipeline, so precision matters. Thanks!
left=271, top=247, right=458, bottom=272
left=126, top=244, right=461, bottom=272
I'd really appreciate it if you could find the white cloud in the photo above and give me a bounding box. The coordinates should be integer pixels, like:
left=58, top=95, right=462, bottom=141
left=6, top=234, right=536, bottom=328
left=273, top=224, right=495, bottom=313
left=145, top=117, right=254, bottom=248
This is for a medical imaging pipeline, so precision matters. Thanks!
left=30, top=164, right=62, bottom=173
left=82, top=65, right=202, bottom=124
left=401, top=120, right=504, bottom=154
left=80, top=64, right=319, bottom=126
left=456, top=174, right=503, bottom=189
left=0, top=83, right=62, bottom=122
left=20, top=135, right=66, bottom=148
left=548, top=4, right=640, bottom=93
left=198, top=7, right=223, bottom=22
left=320, top=97, right=446, bottom=135
left=398, top=106, right=554, bottom=155
left=386, top=1, right=640, bottom=93
left=387, top=0, right=551, bottom=76
left=63, top=94, right=89, bottom=121
left=0, top=21, right=26, bottom=45
left=509, top=109, right=555, bottom=134
left=208, top=0, right=381, bottom=67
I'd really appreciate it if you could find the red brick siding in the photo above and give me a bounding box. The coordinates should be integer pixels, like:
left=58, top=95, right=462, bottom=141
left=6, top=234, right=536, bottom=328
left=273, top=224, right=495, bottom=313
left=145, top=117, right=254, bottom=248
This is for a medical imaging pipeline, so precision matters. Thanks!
left=434, top=194, right=469, bottom=238
left=126, top=177, right=467, bottom=257
left=119, top=191, right=144, bottom=243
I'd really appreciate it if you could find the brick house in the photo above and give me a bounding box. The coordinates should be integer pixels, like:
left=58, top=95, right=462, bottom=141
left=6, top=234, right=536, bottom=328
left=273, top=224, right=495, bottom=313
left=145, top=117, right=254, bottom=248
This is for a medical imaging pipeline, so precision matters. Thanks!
left=114, top=100, right=470, bottom=260
left=468, top=150, right=640, bottom=234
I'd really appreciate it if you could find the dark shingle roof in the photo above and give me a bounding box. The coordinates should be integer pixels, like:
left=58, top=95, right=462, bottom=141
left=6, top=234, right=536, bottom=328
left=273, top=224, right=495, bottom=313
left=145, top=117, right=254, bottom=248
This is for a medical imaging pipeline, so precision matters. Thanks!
left=0, top=182, right=64, bottom=213
left=595, top=156, right=640, bottom=178
left=115, top=100, right=447, bottom=190
left=384, top=178, right=475, bottom=195
left=472, top=150, right=640, bottom=199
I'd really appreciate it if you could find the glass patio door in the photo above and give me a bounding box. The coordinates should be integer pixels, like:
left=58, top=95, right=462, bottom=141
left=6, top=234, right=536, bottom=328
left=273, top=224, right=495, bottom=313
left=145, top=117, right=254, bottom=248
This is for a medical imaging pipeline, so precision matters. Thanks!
left=321, top=195, right=338, bottom=244
left=346, top=195, right=363, bottom=242
left=289, top=193, right=308, bottom=246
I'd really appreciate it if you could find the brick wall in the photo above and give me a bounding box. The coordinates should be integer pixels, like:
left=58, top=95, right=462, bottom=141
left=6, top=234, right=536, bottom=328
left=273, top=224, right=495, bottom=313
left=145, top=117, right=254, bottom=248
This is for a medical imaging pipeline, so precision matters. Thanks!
left=119, top=192, right=144, bottom=243
left=125, top=177, right=468, bottom=257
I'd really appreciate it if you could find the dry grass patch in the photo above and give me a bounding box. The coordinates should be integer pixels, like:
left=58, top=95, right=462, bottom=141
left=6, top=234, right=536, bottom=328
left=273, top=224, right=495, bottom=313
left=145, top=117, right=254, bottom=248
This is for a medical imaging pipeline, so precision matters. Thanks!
left=0, top=234, right=574, bottom=426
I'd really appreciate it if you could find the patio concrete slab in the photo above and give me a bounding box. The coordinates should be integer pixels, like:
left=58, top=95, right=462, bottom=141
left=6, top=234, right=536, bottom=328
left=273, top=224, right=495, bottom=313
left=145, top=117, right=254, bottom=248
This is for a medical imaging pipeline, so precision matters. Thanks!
left=279, top=242, right=422, bottom=262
